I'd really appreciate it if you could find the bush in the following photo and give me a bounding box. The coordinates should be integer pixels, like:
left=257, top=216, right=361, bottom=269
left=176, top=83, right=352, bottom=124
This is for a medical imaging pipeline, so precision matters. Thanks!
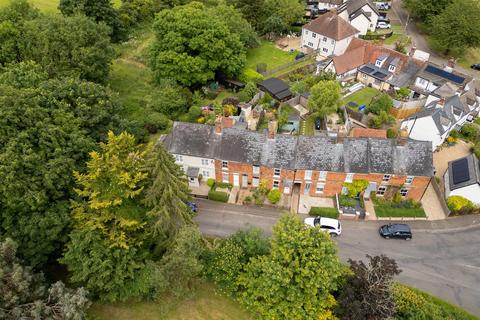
left=338, top=195, right=357, bottom=208
left=387, top=128, right=398, bottom=138
left=144, top=112, right=170, bottom=134
left=208, top=190, right=229, bottom=202
left=238, top=82, right=257, bottom=102
left=447, top=196, right=475, bottom=211
left=244, top=195, right=252, bottom=204
left=239, top=68, right=264, bottom=84
left=267, top=189, right=281, bottom=204
left=207, top=178, right=216, bottom=188
left=215, top=182, right=232, bottom=189
left=187, top=105, right=202, bottom=122
left=474, top=142, right=480, bottom=159
left=222, top=97, right=240, bottom=107
left=367, top=94, right=392, bottom=115
left=393, top=192, right=402, bottom=204
left=460, top=123, right=480, bottom=142
left=309, top=207, right=339, bottom=219
left=343, top=179, right=369, bottom=197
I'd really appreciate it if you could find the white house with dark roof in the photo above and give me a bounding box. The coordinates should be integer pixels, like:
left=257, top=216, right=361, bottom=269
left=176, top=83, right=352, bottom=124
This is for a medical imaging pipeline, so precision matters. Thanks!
left=445, top=154, right=480, bottom=205
left=316, top=0, right=345, bottom=10
left=337, top=0, right=379, bottom=35
left=301, top=11, right=360, bottom=57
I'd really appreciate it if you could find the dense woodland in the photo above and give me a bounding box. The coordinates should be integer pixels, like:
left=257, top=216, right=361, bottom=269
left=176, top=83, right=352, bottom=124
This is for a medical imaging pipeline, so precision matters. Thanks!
left=0, top=0, right=478, bottom=319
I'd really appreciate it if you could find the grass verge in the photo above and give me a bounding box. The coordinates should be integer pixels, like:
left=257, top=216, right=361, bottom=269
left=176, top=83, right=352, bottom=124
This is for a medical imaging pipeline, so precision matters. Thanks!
left=88, top=283, right=253, bottom=320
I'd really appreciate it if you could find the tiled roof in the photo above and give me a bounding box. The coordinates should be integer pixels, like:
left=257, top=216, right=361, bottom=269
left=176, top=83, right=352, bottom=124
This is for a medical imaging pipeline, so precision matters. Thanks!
left=163, top=122, right=434, bottom=177
left=338, top=0, right=380, bottom=16
left=303, top=12, right=359, bottom=40
left=350, top=128, right=387, bottom=138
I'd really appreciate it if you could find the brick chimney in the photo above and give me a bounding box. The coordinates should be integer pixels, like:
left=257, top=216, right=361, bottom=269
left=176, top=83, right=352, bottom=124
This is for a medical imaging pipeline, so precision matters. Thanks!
left=268, top=119, right=278, bottom=139
left=447, top=58, right=455, bottom=69
left=437, top=98, right=446, bottom=107
left=215, top=116, right=222, bottom=134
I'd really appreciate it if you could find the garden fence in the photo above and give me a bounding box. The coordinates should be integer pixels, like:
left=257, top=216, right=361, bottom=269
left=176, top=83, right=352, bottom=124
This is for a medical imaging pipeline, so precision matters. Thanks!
left=261, top=49, right=319, bottom=77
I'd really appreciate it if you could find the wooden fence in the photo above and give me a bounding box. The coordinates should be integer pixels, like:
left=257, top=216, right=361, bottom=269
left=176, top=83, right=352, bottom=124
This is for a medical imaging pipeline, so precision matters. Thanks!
left=261, top=49, right=318, bottom=77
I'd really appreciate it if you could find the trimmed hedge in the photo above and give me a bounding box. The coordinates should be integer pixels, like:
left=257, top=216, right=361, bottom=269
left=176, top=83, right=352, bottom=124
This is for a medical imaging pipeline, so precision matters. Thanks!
left=309, top=207, right=339, bottom=219
left=208, top=190, right=229, bottom=202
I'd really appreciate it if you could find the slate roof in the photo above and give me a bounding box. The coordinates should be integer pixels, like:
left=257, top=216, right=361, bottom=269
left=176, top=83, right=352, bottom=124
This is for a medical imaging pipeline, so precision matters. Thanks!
left=338, top=0, right=380, bottom=17
left=303, top=12, right=360, bottom=40
left=416, top=63, right=472, bottom=88
left=448, top=154, right=480, bottom=190
left=163, top=122, right=434, bottom=177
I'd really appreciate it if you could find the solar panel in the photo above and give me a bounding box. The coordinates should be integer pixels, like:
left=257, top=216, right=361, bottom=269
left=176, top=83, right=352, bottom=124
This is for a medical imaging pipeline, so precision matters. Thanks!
left=451, top=158, right=470, bottom=184
left=373, top=71, right=387, bottom=79
left=425, top=65, right=465, bottom=84
left=361, top=66, right=374, bottom=73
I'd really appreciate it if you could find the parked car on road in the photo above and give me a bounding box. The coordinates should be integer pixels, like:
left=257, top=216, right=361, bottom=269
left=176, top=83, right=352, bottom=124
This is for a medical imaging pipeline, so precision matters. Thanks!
left=471, top=64, right=480, bottom=71
left=304, top=217, right=342, bottom=236
left=379, top=223, right=412, bottom=240
left=376, top=22, right=391, bottom=29
left=187, top=201, right=198, bottom=213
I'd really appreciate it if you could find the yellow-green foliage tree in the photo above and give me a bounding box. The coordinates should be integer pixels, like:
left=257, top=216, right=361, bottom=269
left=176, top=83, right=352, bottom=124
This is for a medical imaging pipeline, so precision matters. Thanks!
left=447, top=196, right=475, bottom=211
left=343, top=179, right=369, bottom=198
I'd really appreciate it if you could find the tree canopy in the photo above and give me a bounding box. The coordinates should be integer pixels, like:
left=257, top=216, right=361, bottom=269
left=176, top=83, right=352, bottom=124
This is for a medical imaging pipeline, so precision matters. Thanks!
left=0, top=238, right=90, bottom=320
left=307, top=80, right=342, bottom=117
left=149, top=1, right=246, bottom=86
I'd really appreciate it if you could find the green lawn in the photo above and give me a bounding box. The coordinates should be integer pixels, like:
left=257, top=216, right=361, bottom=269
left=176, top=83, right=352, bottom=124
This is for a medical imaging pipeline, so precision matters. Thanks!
left=300, top=114, right=315, bottom=136
left=88, top=283, right=253, bottom=320
left=374, top=205, right=426, bottom=218
left=0, top=0, right=121, bottom=11
left=342, top=87, right=382, bottom=110
left=246, top=41, right=298, bottom=71
left=384, top=24, right=410, bottom=46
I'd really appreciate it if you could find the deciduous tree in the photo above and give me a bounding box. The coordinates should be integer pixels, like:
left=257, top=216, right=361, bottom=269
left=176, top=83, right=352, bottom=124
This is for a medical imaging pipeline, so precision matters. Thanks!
left=238, top=215, right=343, bottom=319
left=307, top=80, right=342, bottom=117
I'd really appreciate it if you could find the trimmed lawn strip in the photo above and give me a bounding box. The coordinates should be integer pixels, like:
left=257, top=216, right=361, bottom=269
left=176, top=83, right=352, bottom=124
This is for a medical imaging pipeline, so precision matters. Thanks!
left=342, top=87, right=382, bottom=111
left=246, top=41, right=298, bottom=71
left=88, top=283, right=253, bottom=320
left=374, top=205, right=426, bottom=218
left=309, top=207, right=339, bottom=219
left=0, top=0, right=122, bottom=11
left=303, top=114, right=315, bottom=136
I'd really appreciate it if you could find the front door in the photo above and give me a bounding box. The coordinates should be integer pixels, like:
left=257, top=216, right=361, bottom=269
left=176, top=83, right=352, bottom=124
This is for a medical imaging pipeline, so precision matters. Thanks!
left=233, top=173, right=240, bottom=187
left=304, top=182, right=311, bottom=195
left=242, top=174, right=248, bottom=188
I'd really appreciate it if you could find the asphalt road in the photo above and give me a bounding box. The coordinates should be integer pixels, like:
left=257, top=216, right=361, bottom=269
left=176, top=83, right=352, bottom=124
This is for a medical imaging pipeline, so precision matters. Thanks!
left=195, top=199, right=480, bottom=316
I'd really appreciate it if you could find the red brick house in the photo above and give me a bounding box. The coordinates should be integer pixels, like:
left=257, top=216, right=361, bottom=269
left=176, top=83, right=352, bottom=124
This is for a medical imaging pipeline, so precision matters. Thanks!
left=162, top=121, right=434, bottom=202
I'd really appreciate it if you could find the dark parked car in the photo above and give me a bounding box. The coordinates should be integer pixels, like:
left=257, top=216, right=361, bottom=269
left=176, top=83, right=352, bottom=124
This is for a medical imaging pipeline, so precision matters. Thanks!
left=471, top=64, right=480, bottom=71
left=295, top=52, right=306, bottom=60
left=187, top=201, right=198, bottom=213
left=315, top=117, right=321, bottom=130
left=379, top=223, right=412, bottom=240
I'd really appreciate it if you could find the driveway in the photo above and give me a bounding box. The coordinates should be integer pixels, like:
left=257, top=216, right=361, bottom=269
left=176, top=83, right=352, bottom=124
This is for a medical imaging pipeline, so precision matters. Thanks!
left=195, top=199, right=480, bottom=316
left=433, top=141, right=472, bottom=178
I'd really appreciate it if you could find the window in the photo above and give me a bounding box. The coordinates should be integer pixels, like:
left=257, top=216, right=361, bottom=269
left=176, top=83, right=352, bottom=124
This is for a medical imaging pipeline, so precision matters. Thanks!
left=331, top=39, right=335, bottom=45
left=418, top=78, right=427, bottom=86
left=375, top=59, right=382, bottom=67
left=274, top=168, right=281, bottom=177
left=405, top=176, right=414, bottom=184
left=308, top=42, right=314, bottom=47
left=370, top=23, right=373, bottom=28
left=189, top=177, right=195, bottom=182
left=382, top=174, right=391, bottom=182
left=377, top=186, right=387, bottom=196
left=400, top=188, right=408, bottom=197
left=312, top=32, right=317, bottom=38
left=322, top=36, right=327, bottom=42
left=222, top=172, right=229, bottom=183
left=305, top=30, right=308, bottom=35
left=201, top=159, right=209, bottom=166
left=175, top=155, right=183, bottom=162
left=345, top=173, right=354, bottom=183
left=316, top=183, right=325, bottom=194
left=252, top=177, right=259, bottom=187
left=202, top=170, right=209, bottom=178
left=362, top=73, right=368, bottom=79
left=388, top=65, right=396, bottom=72
left=253, top=165, right=260, bottom=175
left=273, top=180, right=280, bottom=189
left=319, top=171, right=327, bottom=181
left=222, top=160, right=228, bottom=169
left=304, top=170, right=312, bottom=180
left=322, top=48, right=328, bottom=53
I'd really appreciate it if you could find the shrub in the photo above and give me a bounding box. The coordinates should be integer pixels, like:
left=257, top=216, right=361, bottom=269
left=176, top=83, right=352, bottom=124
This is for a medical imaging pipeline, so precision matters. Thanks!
left=338, top=195, right=356, bottom=208
left=239, top=68, right=264, bottom=83
left=222, top=97, right=240, bottom=107
left=207, top=178, right=216, bottom=188
left=187, top=105, right=202, bottom=122
left=223, top=104, right=237, bottom=117
left=392, top=192, right=402, bottom=204
left=449, top=130, right=460, bottom=139
left=244, top=196, right=252, bottom=204
left=238, top=82, right=257, bottom=102
left=208, top=190, right=229, bottom=202
left=447, top=196, right=475, bottom=211
left=267, top=189, right=281, bottom=204
left=343, top=179, right=369, bottom=197
left=367, top=94, right=392, bottom=115
left=144, top=112, right=170, bottom=134
left=216, top=182, right=232, bottom=189
left=460, top=123, right=480, bottom=141
left=387, top=128, right=398, bottom=138
left=396, top=87, right=410, bottom=100
left=309, top=207, right=339, bottom=219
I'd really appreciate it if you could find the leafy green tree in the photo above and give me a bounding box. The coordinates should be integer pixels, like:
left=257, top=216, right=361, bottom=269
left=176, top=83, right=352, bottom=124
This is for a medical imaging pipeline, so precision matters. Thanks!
left=404, top=0, right=452, bottom=23
left=21, top=14, right=115, bottom=83
left=149, top=2, right=246, bottom=86
left=370, top=111, right=395, bottom=129
left=0, top=60, right=48, bottom=88
left=59, top=0, right=126, bottom=42
left=143, top=144, right=194, bottom=249
left=307, top=80, right=342, bottom=117
left=431, top=0, right=480, bottom=55
left=367, top=94, right=392, bottom=115
left=0, top=238, right=90, bottom=319
left=227, top=0, right=265, bottom=31
left=337, top=255, right=401, bottom=320
left=238, top=214, right=344, bottom=319
left=118, top=0, right=156, bottom=29
left=150, top=81, right=191, bottom=117
left=263, top=0, right=304, bottom=34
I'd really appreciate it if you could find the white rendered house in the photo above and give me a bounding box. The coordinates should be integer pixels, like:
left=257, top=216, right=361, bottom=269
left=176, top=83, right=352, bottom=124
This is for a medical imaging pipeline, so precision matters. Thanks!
left=337, top=0, right=380, bottom=35
left=444, top=155, right=480, bottom=206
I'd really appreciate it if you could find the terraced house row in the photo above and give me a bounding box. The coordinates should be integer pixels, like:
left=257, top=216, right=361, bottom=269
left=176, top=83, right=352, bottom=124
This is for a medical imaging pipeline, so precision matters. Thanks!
left=161, top=120, right=434, bottom=202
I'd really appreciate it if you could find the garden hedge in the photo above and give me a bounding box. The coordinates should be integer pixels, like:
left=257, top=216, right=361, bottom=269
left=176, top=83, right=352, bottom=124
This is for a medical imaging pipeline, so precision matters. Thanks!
left=309, top=207, right=339, bottom=219
left=208, top=190, right=229, bottom=202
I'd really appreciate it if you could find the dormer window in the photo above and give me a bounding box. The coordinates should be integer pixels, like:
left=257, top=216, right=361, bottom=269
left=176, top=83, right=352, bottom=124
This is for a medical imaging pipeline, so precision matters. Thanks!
left=388, top=65, right=396, bottom=72
left=375, top=59, right=382, bottom=67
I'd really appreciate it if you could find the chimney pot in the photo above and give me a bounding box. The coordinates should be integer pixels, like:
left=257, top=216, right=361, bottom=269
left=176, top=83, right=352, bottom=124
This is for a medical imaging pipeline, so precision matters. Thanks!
left=215, top=116, right=222, bottom=134
left=268, top=119, right=278, bottom=139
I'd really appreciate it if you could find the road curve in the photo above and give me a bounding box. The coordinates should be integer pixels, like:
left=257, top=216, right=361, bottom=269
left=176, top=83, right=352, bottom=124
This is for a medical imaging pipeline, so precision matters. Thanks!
left=194, top=199, right=480, bottom=316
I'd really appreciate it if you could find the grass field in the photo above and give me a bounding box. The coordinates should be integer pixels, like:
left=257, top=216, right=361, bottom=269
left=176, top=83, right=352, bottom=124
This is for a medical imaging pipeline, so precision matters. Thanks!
left=88, top=283, right=253, bottom=320
left=342, top=87, right=382, bottom=110
left=246, top=41, right=298, bottom=71
left=0, top=0, right=121, bottom=11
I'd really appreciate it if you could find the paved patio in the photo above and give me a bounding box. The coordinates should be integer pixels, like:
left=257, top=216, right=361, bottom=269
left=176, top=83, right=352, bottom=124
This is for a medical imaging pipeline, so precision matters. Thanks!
left=298, top=195, right=334, bottom=214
